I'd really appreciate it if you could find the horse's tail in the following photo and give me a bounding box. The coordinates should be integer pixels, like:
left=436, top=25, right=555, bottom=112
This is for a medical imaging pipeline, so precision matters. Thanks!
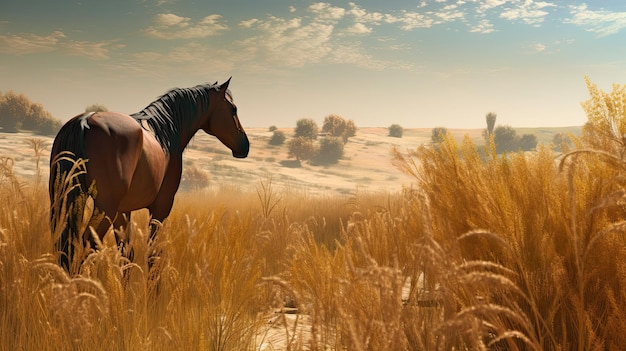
left=49, top=112, right=93, bottom=272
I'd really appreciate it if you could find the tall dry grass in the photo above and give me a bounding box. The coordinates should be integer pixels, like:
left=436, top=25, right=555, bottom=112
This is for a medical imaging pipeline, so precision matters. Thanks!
left=2, top=77, right=626, bottom=350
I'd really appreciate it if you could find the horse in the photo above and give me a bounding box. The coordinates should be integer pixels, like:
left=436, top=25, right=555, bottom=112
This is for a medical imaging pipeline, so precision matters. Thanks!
left=49, top=78, right=249, bottom=272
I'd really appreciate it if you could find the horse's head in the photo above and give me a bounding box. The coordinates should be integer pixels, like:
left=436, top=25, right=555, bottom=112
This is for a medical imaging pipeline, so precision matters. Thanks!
left=204, top=78, right=249, bottom=158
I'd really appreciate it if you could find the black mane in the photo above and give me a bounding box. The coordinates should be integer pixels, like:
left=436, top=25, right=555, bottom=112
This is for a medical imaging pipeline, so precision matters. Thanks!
left=131, top=83, right=220, bottom=154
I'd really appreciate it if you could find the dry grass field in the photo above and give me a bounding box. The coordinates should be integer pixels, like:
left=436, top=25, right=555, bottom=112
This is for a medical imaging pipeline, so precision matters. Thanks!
left=3, top=78, right=626, bottom=351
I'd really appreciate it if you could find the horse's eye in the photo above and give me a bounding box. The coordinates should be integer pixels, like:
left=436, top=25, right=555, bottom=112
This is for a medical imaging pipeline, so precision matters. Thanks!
left=232, top=106, right=238, bottom=116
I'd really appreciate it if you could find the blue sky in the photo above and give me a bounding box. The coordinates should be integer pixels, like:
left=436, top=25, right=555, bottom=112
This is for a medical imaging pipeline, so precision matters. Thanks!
left=1, top=1, right=625, bottom=128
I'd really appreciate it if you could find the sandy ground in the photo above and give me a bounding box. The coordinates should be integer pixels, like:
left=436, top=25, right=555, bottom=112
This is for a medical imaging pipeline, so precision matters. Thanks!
left=1, top=127, right=462, bottom=196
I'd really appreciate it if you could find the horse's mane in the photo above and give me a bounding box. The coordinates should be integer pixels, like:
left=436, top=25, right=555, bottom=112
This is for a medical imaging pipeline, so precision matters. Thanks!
left=131, top=82, right=230, bottom=154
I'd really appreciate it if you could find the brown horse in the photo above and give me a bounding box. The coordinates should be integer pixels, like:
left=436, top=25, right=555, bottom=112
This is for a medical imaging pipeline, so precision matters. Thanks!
left=49, top=78, right=249, bottom=271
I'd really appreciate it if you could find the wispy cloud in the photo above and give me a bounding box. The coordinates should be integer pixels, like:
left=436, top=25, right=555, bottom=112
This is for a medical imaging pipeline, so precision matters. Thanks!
left=343, top=23, right=372, bottom=35
left=470, top=19, right=496, bottom=33
left=0, top=31, right=116, bottom=59
left=566, top=4, right=626, bottom=36
left=143, top=13, right=228, bottom=39
left=0, top=31, right=65, bottom=55
left=499, top=1, right=555, bottom=25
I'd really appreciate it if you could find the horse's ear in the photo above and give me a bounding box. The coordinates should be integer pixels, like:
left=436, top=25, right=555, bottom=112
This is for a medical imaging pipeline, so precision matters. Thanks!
left=219, top=77, right=232, bottom=94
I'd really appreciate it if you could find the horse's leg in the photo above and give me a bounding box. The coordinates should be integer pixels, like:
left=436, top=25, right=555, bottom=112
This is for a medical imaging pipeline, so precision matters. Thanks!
left=146, top=156, right=183, bottom=271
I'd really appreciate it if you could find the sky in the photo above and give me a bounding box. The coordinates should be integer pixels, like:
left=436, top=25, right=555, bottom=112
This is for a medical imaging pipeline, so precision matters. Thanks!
left=1, top=1, right=625, bottom=129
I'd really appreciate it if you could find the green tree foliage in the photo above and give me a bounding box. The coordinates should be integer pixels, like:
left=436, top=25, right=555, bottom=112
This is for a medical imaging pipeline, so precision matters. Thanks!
left=388, top=124, right=403, bottom=138
left=85, top=104, right=108, bottom=113
left=287, top=136, right=317, bottom=164
left=269, top=130, right=286, bottom=145
left=0, top=90, right=62, bottom=135
left=268, top=125, right=278, bottom=132
left=317, top=136, right=344, bottom=164
left=519, top=133, right=538, bottom=151
left=431, top=127, right=448, bottom=144
left=486, top=112, right=497, bottom=135
left=321, top=114, right=357, bottom=142
left=483, top=112, right=497, bottom=144
left=552, top=132, right=572, bottom=152
left=294, top=118, right=319, bottom=140
left=494, top=125, right=519, bottom=154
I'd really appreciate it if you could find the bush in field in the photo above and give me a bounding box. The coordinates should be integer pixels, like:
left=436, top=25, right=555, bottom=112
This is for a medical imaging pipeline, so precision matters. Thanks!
left=180, top=165, right=210, bottom=190
left=316, top=136, right=344, bottom=164
left=294, top=118, right=319, bottom=140
left=269, top=130, right=286, bottom=145
left=287, top=136, right=317, bottom=164
left=519, top=133, right=538, bottom=151
left=85, top=103, right=108, bottom=113
left=431, top=126, right=448, bottom=144
left=388, top=124, right=403, bottom=138
left=0, top=90, right=62, bottom=134
left=322, top=114, right=356, bottom=142
left=552, top=132, right=572, bottom=152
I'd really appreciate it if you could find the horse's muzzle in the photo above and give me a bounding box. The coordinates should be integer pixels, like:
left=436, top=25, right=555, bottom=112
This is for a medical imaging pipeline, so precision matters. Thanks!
left=232, top=134, right=249, bottom=158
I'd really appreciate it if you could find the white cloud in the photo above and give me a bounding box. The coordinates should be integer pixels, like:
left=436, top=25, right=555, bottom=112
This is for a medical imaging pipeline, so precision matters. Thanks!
left=534, top=43, right=546, bottom=52
left=499, top=0, right=555, bottom=25
left=62, top=40, right=119, bottom=60
left=344, top=23, right=372, bottom=35
left=566, top=4, right=626, bottom=36
left=308, top=2, right=346, bottom=21
left=0, top=31, right=65, bottom=55
left=0, top=30, right=117, bottom=60
left=144, top=13, right=228, bottom=39
left=239, top=18, right=259, bottom=28
left=469, top=19, right=496, bottom=33
left=237, top=16, right=334, bottom=67
left=348, top=2, right=384, bottom=24
left=153, top=13, right=189, bottom=27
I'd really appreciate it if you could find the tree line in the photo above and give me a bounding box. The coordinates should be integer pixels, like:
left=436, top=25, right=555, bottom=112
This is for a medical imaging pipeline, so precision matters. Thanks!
left=0, top=90, right=63, bottom=135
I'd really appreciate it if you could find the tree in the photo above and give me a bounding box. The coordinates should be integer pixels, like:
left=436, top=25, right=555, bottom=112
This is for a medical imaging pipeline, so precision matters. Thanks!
left=269, top=130, right=286, bottom=145
left=321, top=114, right=357, bottom=142
left=519, top=134, right=538, bottom=151
left=287, top=136, right=317, bottom=164
left=317, top=136, right=344, bottom=164
left=269, top=125, right=278, bottom=132
left=431, top=127, right=448, bottom=144
left=388, top=124, right=403, bottom=138
left=0, top=90, right=62, bottom=134
left=483, top=112, right=497, bottom=144
left=552, top=132, right=572, bottom=152
left=85, top=103, right=108, bottom=113
left=494, top=125, right=519, bottom=153
left=486, top=112, right=497, bottom=136
left=294, top=118, right=319, bottom=140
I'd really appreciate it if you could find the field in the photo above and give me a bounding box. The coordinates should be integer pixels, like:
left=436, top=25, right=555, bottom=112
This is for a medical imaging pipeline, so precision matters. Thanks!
left=2, top=103, right=626, bottom=351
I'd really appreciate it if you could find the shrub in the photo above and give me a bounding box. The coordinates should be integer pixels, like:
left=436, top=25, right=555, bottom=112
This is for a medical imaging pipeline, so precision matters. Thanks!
left=316, top=136, right=344, bottom=164
left=294, top=118, right=319, bottom=140
left=322, top=114, right=357, bottom=142
left=268, top=125, right=277, bottom=132
left=85, top=104, right=108, bottom=113
left=493, top=125, right=518, bottom=153
left=552, top=132, right=572, bottom=152
left=519, top=133, right=538, bottom=151
left=180, top=165, right=210, bottom=190
left=287, top=136, right=317, bottom=164
left=431, top=126, right=448, bottom=144
left=269, top=130, right=286, bottom=145
left=388, top=124, right=403, bottom=138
